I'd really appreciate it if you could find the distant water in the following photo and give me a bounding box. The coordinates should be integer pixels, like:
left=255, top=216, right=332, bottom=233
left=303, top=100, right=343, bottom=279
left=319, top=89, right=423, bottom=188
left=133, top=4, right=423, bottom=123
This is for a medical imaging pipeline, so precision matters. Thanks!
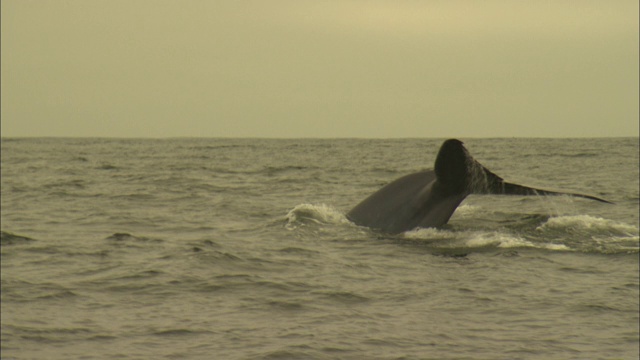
left=1, top=137, right=638, bottom=360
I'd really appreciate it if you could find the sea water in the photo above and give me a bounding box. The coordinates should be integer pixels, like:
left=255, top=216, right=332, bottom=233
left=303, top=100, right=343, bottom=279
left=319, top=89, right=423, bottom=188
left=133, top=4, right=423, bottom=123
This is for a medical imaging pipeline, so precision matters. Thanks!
left=1, top=137, right=638, bottom=360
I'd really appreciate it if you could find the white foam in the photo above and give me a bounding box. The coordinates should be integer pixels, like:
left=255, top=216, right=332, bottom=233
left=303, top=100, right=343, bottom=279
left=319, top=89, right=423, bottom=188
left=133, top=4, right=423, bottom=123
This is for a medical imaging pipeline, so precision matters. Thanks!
left=451, top=204, right=483, bottom=217
left=406, top=228, right=572, bottom=251
left=468, top=232, right=519, bottom=248
left=536, top=215, right=639, bottom=236
left=403, top=227, right=457, bottom=240
left=471, top=232, right=572, bottom=251
left=463, top=231, right=527, bottom=249
left=285, top=203, right=349, bottom=229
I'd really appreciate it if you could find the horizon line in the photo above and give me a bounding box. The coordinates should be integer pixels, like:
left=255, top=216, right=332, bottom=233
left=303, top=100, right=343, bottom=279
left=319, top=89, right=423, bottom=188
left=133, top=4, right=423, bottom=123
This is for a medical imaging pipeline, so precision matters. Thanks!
left=1, top=135, right=639, bottom=140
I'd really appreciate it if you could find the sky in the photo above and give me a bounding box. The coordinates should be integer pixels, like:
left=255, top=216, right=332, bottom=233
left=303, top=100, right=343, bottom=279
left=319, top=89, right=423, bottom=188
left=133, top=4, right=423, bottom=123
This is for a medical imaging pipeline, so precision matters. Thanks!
left=1, top=0, right=638, bottom=138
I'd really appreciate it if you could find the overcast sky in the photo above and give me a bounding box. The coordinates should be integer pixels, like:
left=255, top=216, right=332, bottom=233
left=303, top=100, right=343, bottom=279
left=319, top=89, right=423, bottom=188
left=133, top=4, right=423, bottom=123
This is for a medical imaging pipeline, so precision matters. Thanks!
left=2, top=0, right=638, bottom=138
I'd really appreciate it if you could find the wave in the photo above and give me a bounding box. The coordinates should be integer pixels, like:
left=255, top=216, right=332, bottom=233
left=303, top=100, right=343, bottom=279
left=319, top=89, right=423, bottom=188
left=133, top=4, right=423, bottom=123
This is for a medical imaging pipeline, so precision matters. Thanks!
left=1, top=280, right=79, bottom=302
left=0, top=231, right=36, bottom=246
left=152, top=328, right=216, bottom=337
left=104, top=232, right=163, bottom=243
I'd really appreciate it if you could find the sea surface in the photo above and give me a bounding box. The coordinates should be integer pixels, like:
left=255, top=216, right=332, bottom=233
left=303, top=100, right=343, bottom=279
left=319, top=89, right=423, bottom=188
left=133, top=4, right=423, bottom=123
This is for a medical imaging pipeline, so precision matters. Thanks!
left=1, top=137, right=638, bottom=360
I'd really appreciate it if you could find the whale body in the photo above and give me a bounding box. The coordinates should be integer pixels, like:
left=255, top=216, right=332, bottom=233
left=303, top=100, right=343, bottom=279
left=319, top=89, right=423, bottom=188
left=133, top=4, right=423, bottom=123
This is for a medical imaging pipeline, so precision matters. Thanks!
left=346, top=139, right=611, bottom=234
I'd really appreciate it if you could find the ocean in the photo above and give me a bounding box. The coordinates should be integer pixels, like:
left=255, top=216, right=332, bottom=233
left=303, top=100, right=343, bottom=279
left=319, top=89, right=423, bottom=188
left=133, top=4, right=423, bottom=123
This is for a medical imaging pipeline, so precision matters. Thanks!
left=1, top=137, right=638, bottom=360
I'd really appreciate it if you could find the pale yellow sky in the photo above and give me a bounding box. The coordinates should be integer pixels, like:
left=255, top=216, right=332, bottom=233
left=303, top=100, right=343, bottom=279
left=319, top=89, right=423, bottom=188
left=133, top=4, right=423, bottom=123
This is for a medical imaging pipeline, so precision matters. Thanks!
left=1, top=0, right=638, bottom=138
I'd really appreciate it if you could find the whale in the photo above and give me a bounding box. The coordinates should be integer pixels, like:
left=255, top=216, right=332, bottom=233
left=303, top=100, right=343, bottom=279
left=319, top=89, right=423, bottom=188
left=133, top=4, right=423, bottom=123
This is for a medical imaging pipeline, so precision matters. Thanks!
left=346, top=139, right=612, bottom=234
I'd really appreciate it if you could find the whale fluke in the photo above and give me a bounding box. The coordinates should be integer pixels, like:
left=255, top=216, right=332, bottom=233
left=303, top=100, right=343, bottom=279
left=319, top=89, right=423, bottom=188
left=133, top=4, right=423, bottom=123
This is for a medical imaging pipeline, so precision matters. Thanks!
left=347, top=139, right=611, bottom=234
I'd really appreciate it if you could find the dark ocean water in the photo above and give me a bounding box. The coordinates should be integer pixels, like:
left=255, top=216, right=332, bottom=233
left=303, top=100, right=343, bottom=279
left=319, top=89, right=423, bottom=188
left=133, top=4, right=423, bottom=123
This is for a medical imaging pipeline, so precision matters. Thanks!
left=1, top=137, right=638, bottom=360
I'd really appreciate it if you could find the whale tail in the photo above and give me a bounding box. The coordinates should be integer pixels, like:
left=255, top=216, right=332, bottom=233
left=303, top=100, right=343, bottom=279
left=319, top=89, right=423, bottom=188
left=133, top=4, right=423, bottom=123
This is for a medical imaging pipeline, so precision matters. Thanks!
left=435, top=139, right=613, bottom=204
left=475, top=166, right=613, bottom=203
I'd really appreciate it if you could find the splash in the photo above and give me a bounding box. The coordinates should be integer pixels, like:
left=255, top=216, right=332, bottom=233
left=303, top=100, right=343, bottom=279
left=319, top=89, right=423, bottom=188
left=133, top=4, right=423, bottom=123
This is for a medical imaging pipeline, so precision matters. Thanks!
left=536, top=215, right=639, bottom=237
left=404, top=228, right=571, bottom=251
left=471, top=231, right=573, bottom=251
left=533, top=215, right=639, bottom=254
left=403, top=227, right=458, bottom=240
left=285, top=203, right=349, bottom=230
